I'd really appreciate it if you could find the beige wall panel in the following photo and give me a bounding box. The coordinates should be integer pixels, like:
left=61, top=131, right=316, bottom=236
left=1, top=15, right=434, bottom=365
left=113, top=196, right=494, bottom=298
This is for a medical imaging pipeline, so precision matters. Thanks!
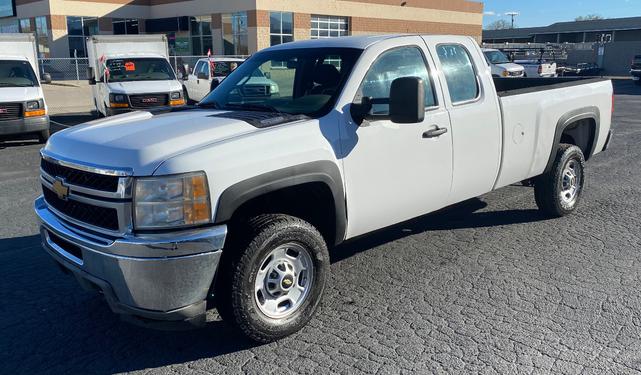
left=256, top=0, right=482, bottom=25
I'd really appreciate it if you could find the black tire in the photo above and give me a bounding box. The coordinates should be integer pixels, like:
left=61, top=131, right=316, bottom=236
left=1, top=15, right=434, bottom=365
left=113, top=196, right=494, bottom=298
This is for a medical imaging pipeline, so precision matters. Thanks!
left=634, top=79, right=641, bottom=86
left=183, top=86, right=193, bottom=105
left=534, top=144, right=585, bottom=217
left=215, top=214, right=329, bottom=343
left=38, top=129, right=50, bottom=144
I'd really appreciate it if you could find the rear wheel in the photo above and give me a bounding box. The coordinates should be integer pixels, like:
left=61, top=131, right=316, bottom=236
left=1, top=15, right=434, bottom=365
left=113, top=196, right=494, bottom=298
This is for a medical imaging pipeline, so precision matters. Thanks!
left=215, top=214, right=329, bottom=343
left=534, top=144, right=585, bottom=217
left=183, top=85, right=194, bottom=105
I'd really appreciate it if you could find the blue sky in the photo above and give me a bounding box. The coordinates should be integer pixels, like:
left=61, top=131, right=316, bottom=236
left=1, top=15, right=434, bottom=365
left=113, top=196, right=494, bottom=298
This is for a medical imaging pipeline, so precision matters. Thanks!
left=482, top=0, right=641, bottom=28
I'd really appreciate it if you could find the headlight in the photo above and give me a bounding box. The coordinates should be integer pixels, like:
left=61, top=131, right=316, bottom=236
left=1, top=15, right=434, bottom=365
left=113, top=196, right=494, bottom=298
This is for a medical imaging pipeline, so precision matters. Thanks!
left=24, top=99, right=46, bottom=117
left=109, top=93, right=129, bottom=109
left=270, top=83, right=279, bottom=93
left=26, top=100, right=41, bottom=110
left=134, top=172, right=211, bottom=230
left=169, top=91, right=185, bottom=106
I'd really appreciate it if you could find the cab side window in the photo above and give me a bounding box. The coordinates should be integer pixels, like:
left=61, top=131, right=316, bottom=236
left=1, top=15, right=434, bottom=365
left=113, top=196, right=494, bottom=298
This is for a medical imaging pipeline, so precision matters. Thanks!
left=199, top=61, right=210, bottom=79
left=355, top=46, right=437, bottom=116
left=436, top=44, right=480, bottom=104
left=193, top=61, right=204, bottom=77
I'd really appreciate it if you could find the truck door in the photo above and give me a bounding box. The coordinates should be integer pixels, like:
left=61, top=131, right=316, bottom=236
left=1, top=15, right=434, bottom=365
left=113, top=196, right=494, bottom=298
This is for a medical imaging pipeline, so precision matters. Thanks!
left=341, top=38, right=453, bottom=238
left=426, top=38, right=502, bottom=204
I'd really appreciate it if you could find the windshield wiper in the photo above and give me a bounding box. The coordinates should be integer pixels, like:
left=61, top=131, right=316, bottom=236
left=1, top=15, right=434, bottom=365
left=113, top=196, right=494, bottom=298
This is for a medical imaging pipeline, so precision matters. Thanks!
left=222, top=103, right=281, bottom=113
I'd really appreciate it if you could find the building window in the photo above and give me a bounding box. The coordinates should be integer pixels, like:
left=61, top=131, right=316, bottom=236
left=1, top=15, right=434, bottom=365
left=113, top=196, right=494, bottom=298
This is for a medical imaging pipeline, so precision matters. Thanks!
left=19, top=18, right=33, bottom=33
left=0, top=19, right=19, bottom=33
left=67, top=16, right=98, bottom=57
left=269, top=12, right=293, bottom=46
left=222, top=12, right=248, bottom=55
left=311, top=15, right=348, bottom=39
left=113, top=19, right=139, bottom=35
left=35, top=16, right=50, bottom=58
left=190, top=16, right=212, bottom=55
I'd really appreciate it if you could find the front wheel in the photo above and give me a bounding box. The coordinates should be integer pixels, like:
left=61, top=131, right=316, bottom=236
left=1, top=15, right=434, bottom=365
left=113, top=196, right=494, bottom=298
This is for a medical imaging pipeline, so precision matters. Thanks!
left=534, top=144, right=585, bottom=217
left=216, top=214, right=330, bottom=343
left=38, top=129, right=50, bottom=144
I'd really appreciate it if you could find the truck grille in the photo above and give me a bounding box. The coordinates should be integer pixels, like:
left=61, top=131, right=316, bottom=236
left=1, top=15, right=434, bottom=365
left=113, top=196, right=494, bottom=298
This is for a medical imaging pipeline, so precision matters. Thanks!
left=42, top=185, right=120, bottom=231
left=129, top=94, right=169, bottom=108
left=508, top=70, right=524, bottom=77
left=0, top=103, right=22, bottom=120
left=41, top=159, right=119, bottom=192
left=241, top=85, right=270, bottom=97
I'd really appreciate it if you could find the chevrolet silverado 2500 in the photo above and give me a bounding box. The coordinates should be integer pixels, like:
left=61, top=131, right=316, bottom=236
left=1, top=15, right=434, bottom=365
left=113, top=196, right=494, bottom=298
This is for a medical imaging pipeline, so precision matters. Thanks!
left=35, top=35, right=613, bottom=343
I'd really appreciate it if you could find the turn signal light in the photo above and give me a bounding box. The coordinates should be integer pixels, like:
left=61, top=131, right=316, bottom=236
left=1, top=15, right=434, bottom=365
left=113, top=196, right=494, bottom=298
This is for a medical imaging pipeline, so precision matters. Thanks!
left=170, top=98, right=185, bottom=106
left=110, top=102, right=129, bottom=108
left=24, top=109, right=47, bottom=117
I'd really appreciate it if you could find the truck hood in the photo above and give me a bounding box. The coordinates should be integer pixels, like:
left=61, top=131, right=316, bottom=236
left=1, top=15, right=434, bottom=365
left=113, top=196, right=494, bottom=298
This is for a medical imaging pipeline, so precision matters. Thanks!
left=495, top=63, right=524, bottom=72
left=44, top=109, right=260, bottom=175
left=0, top=86, right=43, bottom=102
left=106, top=80, right=181, bottom=94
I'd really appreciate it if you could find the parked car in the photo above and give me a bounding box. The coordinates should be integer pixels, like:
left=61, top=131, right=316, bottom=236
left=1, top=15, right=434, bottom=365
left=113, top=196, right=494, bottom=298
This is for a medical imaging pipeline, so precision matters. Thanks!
left=482, top=48, right=524, bottom=78
left=558, top=63, right=602, bottom=77
left=632, top=55, right=641, bottom=85
left=0, top=33, right=50, bottom=143
left=36, top=35, right=613, bottom=343
left=183, top=57, right=245, bottom=102
left=86, top=35, right=185, bottom=117
left=515, top=59, right=558, bottom=78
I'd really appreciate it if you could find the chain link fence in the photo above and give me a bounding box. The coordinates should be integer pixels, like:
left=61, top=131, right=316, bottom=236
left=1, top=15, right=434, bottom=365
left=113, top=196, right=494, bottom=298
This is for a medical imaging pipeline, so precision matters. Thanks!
left=38, top=55, right=248, bottom=82
left=39, top=55, right=248, bottom=115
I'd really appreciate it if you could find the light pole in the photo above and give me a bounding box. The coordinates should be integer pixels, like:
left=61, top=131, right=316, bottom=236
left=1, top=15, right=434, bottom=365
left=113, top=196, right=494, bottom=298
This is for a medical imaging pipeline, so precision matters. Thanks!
left=505, top=12, right=519, bottom=29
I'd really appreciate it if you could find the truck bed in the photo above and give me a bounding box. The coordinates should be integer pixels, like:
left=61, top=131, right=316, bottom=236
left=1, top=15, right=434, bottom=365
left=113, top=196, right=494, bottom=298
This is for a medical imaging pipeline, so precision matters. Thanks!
left=493, top=77, right=613, bottom=190
left=493, top=77, right=609, bottom=97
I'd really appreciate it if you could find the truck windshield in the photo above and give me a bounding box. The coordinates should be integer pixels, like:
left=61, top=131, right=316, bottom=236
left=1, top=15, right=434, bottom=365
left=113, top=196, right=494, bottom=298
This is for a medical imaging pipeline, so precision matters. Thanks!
left=484, top=50, right=511, bottom=65
left=105, top=58, right=176, bottom=82
left=0, top=60, right=38, bottom=87
left=199, top=47, right=363, bottom=117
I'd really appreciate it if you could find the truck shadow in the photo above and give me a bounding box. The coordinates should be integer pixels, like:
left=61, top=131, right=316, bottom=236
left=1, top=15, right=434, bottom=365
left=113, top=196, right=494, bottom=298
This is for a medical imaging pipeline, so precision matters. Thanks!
left=1, top=200, right=549, bottom=374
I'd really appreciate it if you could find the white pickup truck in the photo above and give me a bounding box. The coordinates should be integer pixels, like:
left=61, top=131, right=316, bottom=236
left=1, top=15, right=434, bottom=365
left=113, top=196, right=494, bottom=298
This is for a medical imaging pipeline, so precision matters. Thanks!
left=35, top=35, right=613, bottom=343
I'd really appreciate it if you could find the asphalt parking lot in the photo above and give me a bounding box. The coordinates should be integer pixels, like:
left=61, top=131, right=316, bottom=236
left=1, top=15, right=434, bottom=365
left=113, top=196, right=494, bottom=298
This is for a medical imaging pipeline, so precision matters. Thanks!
left=1, top=80, right=641, bottom=374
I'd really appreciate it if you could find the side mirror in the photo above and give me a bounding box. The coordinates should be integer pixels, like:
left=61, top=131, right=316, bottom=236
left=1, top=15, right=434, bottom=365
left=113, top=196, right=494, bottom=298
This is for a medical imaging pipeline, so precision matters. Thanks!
left=87, top=67, right=96, bottom=85
left=197, top=72, right=208, bottom=80
left=264, top=71, right=271, bottom=79
left=389, top=77, right=425, bottom=124
left=41, top=73, right=52, bottom=84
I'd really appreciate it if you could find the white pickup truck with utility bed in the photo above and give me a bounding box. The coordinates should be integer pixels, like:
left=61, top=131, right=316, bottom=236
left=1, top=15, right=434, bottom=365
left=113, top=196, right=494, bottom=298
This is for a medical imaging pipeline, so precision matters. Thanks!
left=35, top=35, right=613, bottom=343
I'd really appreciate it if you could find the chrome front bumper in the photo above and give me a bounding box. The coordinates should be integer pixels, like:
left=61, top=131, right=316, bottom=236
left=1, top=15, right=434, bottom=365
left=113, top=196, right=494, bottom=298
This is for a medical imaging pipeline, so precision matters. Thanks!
left=35, top=196, right=226, bottom=326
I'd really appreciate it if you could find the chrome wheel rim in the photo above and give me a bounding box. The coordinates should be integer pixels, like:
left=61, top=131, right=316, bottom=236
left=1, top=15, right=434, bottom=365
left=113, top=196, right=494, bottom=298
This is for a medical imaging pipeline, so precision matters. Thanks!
left=560, top=159, right=582, bottom=206
left=254, top=243, right=314, bottom=319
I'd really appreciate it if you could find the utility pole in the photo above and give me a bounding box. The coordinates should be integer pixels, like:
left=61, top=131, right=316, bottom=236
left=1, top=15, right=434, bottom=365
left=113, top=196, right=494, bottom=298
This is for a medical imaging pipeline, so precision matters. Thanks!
left=505, top=12, right=519, bottom=29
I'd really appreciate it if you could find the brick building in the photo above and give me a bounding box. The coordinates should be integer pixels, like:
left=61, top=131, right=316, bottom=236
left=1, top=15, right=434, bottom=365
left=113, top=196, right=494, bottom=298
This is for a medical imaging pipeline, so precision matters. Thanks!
left=0, top=0, right=483, bottom=58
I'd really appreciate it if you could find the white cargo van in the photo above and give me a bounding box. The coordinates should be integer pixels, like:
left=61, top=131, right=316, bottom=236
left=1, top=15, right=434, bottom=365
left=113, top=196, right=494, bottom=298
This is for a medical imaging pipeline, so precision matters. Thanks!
left=0, top=34, right=50, bottom=143
left=86, top=35, right=185, bottom=117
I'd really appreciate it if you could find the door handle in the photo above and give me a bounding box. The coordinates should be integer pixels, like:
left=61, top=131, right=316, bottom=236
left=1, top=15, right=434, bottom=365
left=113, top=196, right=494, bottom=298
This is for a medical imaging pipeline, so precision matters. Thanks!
left=423, top=127, right=448, bottom=139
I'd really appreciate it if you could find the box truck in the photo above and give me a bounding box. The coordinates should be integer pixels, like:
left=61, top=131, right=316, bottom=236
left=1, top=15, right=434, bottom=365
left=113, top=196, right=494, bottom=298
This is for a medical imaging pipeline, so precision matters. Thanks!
left=0, top=34, right=50, bottom=143
left=86, top=35, right=185, bottom=117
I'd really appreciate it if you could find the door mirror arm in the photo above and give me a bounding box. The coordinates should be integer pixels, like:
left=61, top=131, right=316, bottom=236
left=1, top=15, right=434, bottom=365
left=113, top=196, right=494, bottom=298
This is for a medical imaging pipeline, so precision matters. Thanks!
left=350, top=96, right=372, bottom=125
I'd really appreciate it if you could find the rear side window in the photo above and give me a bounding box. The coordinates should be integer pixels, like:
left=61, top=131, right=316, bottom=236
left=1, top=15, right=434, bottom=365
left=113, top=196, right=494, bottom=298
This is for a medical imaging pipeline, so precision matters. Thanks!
left=355, top=46, right=437, bottom=115
left=436, top=44, right=480, bottom=104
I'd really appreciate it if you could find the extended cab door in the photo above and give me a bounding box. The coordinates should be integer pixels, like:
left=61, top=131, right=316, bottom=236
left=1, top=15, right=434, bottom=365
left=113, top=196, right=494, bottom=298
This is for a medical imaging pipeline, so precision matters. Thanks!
left=341, top=37, right=453, bottom=238
left=187, top=61, right=209, bottom=102
left=425, top=37, right=502, bottom=204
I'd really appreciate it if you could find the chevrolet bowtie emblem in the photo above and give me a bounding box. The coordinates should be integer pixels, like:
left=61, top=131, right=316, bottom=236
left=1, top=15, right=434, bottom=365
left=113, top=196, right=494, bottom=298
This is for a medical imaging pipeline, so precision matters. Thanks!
left=52, top=178, right=69, bottom=200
